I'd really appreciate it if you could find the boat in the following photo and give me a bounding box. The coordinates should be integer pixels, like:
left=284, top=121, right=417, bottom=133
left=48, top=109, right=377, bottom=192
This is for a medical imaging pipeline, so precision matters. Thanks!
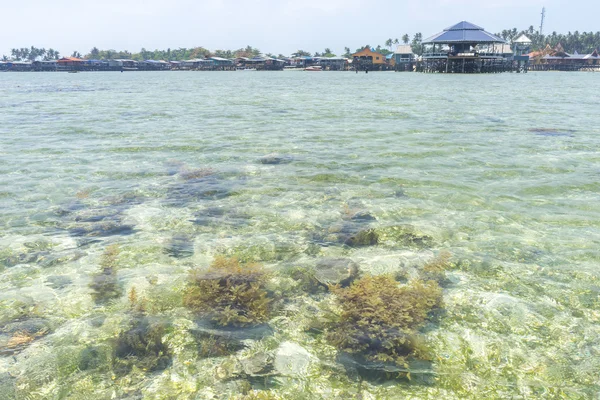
left=67, top=70, right=79, bottom=73
left=304, top=66, right=323, bottom=71
left=283, top=66, right=303, bottom=71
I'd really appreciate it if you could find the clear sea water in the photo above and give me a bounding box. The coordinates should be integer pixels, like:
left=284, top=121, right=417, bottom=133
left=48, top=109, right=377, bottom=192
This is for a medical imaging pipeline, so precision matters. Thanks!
left=0, top=71, right=599, bottom=399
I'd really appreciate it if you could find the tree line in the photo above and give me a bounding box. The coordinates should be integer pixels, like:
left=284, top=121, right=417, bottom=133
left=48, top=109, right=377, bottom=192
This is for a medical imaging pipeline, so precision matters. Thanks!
left=2, top=47, right=61, bottom=62
left=495, top=26, right=600, bottom=54
left=4, top=29, right=599, bottom=62
left=2, top=36, right=425, bottom=62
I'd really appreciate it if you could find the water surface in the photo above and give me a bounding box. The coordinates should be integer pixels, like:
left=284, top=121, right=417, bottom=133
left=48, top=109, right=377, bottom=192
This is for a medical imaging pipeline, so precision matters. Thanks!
left=1, top=71, right=599, bottom=399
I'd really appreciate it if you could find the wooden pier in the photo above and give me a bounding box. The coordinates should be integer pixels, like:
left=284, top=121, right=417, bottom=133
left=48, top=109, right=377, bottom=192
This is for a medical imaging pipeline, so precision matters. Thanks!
left=419, top=55, right=526, bottom=73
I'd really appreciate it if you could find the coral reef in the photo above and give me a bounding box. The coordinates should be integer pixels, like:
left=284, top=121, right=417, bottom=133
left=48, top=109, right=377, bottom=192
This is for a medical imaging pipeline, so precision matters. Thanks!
left=184, top=256, right=272, bottom=327
left=326, top=275, right=443, bottom=374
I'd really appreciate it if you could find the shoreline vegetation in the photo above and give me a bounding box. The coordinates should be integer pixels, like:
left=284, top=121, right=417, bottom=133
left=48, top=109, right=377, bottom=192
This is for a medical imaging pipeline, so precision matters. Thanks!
left=3, top=27, right=600, bottom=64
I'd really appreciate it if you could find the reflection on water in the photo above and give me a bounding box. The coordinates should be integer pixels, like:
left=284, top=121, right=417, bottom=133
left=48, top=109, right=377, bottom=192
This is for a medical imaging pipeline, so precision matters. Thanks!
left=1, top=71, right=600, bottom=398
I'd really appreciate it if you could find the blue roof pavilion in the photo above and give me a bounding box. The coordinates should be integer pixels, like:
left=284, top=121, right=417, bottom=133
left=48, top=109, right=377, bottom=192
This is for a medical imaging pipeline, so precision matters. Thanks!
left=420, top=21, right=520, bottom=73
left=424, top=21, right=506, bottom=44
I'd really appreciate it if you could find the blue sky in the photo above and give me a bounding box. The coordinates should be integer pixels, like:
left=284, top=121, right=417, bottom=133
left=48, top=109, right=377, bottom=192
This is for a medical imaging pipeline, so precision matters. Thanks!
left=1, top=0, right=597, bottom=58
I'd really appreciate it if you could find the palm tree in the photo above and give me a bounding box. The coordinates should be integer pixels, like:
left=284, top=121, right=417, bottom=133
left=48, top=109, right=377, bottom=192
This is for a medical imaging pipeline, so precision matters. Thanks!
left=71, top=50, right=82, bottom=58
left=294, top=50, right=311, bottom=57
left=385, top=38, right=393, bottom=50
left=1, top=55, right=8, bottom=62
left=344, top=47, right=351, bottom=57
left=402, top=34, right=410, bottom=45
left=90, top=47, right=100, bottom=59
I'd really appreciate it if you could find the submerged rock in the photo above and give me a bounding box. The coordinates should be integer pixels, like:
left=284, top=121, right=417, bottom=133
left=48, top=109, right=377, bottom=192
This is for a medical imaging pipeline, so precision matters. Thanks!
left=258, top=153, right=293, bottom=165
left=529, top=128, right=575, bottom=137
left=164, top=234, right=194, bottom=258
left=190, top=207, right=250, bottom=228
left=349, top=211, right=376, bottom=222
left=52, top=194, right=141, bottom=242
left=78, top=345, right=110, bottom=371
left=68, top=220, right=135, bottom=238
left=274, top=342, right=313, bottom=377
left=191, top=319, right=272, bottom=359
left=53, top=200, right=87, bottom=216
left=314, top=258, right=360, bottom=287
left=0, top=372, right=16, bottom=399
left=45, top=275, right=73, bottom=289
left=313, top=217, right=379, bottom=248
left=241, top=352, right=274, bottom=376
left=1, top=251, right=50, bottom=268
left=193, top=319, right=274, bottom=343
left=165, top=160, right=186, bottom=176
left=0, top=318, right=53, bottom=356
left=166, top=176, right=236, bottom=207
left=190, top=206, right=226, bottom=226
left=377, top=225, right=434, bottom=248
left=337, top=352, right=434, bottom=383
left=344, top=228, right=379, bottom=247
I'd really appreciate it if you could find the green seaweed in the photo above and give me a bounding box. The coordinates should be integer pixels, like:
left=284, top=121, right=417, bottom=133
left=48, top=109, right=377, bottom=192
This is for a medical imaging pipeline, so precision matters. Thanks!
left=420, top=251, right=454, bottom=285
left=184, top=256, right=272, bottom=327
left=89, top=245, right=122, bottom=304
left=113, top=316, right=172, bottom=376
left=327, top=275, right=443, bottom=372
left=344, top=228, right=379, bottom=247
left=286, top=266, right=325, bottom=294
left=376, top=225, right=434, bottom=248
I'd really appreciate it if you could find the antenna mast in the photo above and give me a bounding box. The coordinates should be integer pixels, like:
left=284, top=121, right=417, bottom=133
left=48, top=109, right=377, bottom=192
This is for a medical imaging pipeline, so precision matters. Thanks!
left=540, top=7, right=546, bottom=36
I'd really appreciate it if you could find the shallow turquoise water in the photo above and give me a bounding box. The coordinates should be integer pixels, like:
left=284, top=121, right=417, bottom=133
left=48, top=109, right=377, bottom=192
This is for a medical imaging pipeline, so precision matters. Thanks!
left=1, top=71, right=599, bottom=399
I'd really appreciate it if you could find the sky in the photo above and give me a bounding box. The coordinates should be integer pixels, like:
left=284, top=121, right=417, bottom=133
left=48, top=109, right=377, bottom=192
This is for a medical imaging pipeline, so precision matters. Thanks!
left=2, top=0, right=598, bottom=58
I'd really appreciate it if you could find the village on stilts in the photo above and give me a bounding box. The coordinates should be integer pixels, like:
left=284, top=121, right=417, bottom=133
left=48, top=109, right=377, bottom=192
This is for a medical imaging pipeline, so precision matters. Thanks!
left=2, top=21, right=600, bottom=73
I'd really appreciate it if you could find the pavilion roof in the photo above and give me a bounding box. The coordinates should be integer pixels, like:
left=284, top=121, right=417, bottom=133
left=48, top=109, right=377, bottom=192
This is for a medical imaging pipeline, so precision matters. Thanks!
left=394, top=45, right=414, bottom=55
left=57, top=57, right=84, bottom=63
left=423, top=21, right=506, bottom=44
left=513, top=34, right=532, bottom=44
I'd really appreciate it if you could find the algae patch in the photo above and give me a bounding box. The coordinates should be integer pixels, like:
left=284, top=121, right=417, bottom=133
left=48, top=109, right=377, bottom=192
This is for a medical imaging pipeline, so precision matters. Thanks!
left=89, top=245, right=122, bottom=304
left=326, top=275, right=443, bottom=377
left=184, top=256, right=272, bottom=327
